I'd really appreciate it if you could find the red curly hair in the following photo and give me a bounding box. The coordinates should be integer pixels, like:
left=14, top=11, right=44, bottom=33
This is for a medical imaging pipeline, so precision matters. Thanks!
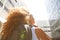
left=1, top=8, right=29, bottom=40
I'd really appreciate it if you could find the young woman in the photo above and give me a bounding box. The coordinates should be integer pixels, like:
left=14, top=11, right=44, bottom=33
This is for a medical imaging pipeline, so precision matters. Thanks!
left=26, top=14, right=52, bottom=40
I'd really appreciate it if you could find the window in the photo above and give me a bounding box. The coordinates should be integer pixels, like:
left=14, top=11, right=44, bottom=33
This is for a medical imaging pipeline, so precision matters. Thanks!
left=0, top=1, right=3, bottom=7
left=15, top=0, right=17, bottom=2
left=4, top=6, right=9, bottom=12
left=8, top=0, right=14, bottom=7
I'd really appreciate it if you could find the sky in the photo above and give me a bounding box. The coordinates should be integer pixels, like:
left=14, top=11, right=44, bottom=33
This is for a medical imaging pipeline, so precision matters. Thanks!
left=18, top=0, right=60, bottom=21
left=19, top=0, right=49, bottom=21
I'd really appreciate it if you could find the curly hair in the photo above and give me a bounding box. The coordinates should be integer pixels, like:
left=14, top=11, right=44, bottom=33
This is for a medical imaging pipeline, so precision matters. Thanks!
left=1, top=8, right=29, bottom=40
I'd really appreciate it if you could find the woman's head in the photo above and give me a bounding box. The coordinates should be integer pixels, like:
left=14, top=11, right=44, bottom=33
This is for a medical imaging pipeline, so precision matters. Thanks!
left=1, top=8, right=29, bottom=40
left=7, top=8, right=28, bottom=24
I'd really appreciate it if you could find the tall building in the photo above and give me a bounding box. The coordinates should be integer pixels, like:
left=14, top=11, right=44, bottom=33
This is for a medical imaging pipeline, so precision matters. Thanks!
left=46, top=0, right=60, bottom=40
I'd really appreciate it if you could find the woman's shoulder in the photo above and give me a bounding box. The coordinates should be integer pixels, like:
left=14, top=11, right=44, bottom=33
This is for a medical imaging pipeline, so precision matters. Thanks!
left=34, top=26, right=44, bottom=32
left=32, top=25, right=42, bottom=30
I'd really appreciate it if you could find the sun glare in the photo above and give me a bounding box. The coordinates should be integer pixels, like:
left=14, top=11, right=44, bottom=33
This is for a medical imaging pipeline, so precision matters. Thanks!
left=21, top=0, right=49, bottom=21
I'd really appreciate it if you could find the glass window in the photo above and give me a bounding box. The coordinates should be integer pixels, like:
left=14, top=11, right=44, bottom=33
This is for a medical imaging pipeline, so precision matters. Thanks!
left=0, top=1, right=3, bottom=7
